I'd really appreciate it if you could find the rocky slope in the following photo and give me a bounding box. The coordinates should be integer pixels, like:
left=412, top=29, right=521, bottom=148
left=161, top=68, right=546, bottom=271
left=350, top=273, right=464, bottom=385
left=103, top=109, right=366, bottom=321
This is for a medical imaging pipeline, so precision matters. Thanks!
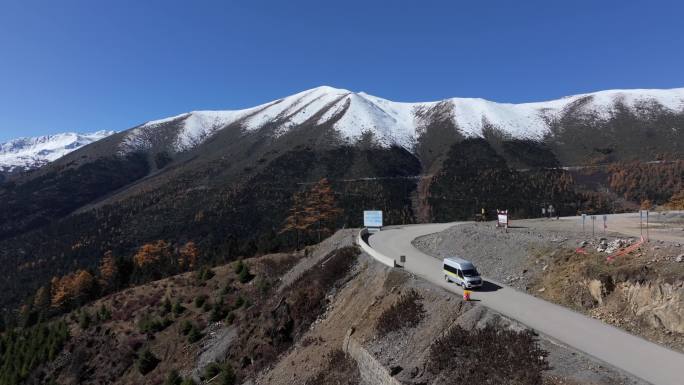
left=12, top=231, right=646, bottom=385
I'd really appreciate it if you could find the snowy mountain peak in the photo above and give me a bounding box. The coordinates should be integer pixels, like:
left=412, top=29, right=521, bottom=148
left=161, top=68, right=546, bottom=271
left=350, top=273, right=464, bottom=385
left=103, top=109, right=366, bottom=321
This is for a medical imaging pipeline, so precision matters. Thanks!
left=122, top=86, right=684, bottom=153
left=0, top=130, right=115, bottom=173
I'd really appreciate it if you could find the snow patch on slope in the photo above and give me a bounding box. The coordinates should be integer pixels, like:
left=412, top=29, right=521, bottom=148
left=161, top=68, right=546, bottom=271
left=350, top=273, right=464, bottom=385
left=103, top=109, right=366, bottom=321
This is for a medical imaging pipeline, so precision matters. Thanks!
left=317, top=92, right=426, bottom=147
left=175, top=111, right=250, bottom=150
left=242, top=86, right=351, bottom=133
left=120, top=86, right=684, bottom=153
left=0, top=130, right=114, bottom=172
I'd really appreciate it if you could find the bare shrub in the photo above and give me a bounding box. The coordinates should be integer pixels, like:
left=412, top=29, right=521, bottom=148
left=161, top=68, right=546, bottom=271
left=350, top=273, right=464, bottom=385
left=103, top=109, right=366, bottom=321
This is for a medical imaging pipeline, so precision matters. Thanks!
left=227, top=246, right=359, bottom=378
left=305, top=349, right=360, bottom=385
left=376, top=289, right=425, bottom=336
left=427, top=324, right=548, bottom=385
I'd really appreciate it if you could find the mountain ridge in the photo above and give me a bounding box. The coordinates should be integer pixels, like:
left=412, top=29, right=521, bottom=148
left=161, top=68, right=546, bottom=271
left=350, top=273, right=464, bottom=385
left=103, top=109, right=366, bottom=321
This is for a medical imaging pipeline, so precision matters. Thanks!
left=124, top=85, right=684, bottom=153
left=2, top=86, right=683, bottom=174
left=0, top=130, right=115, bottom=173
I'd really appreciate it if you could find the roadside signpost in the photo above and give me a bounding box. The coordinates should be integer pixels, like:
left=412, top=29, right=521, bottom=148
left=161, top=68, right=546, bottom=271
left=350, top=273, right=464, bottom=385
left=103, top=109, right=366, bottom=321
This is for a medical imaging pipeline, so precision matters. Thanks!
left=603, top=214, right=607, bottom=234
left=497, top=210, right=508, bottom=232
left=363, top=210, right=383, bottom=232
left=582, top=214, right=586, bottom=234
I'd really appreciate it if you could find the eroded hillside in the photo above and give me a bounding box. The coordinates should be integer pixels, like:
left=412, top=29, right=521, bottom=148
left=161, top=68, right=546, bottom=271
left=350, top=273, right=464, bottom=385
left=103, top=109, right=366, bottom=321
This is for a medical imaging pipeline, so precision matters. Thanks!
left=5, top=230, right=647, bottom=385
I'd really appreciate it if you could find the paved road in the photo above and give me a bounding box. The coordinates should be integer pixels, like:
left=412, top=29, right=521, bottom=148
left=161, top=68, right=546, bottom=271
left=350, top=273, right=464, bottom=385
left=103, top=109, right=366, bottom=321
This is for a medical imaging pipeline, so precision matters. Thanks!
left=368, top=222, right=684, bottom=385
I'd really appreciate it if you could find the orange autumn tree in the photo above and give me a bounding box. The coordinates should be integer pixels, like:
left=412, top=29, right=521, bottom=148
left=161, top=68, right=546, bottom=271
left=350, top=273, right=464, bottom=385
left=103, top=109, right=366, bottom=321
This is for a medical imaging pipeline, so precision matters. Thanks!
left=50, top=270, right=96, bottom=308
left=98, top=250, right=118, bottom=289
left=178, top=241, right=199, bottom=271
left=304, top=178, right=343, bottom=241
left=281, top=178, right=343, bottom=246
left=134, top=240, right=172, bottom=269
left=279, top=191, right=310, bottom=248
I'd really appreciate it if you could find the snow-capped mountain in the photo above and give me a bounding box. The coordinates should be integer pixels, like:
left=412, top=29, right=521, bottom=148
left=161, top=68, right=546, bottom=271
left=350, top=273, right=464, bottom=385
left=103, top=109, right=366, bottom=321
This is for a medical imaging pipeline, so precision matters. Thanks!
left=122, top=86, right=684, bottom=153
left=0, top=130, right=115, bottom=173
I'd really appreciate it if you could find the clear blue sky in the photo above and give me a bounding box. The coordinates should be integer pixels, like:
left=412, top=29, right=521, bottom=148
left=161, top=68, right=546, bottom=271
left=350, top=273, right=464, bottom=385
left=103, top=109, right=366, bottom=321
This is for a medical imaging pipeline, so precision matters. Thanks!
left=1, top=0, right=683, bottom=141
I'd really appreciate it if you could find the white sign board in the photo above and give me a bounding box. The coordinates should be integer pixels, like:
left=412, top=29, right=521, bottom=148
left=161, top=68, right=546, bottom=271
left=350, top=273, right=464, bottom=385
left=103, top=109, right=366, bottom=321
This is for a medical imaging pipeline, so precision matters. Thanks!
left=497, top=210, right=508, bottom=226
left=364, top=210, right=383, bottom=228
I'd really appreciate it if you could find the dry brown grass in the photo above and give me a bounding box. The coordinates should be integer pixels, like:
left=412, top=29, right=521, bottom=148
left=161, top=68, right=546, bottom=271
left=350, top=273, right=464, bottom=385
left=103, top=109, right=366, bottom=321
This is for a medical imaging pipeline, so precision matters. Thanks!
left=375, top=289, right=425, bottom=336
left=428, top=324, right=548, bottom=385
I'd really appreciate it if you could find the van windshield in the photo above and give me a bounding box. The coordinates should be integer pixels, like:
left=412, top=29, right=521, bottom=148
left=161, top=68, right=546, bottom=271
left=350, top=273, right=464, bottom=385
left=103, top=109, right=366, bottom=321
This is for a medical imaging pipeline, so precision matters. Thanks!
left=462, top=269, right=479, bottom=277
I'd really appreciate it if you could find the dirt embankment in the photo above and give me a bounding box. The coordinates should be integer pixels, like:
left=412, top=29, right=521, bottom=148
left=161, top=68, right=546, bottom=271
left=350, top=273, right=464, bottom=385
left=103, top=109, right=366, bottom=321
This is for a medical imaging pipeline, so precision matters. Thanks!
left=413, top=221, right=684, bottom=352
left=259, top=243, right=645, bottom=385
left=35, top=228, right=653, bottom=385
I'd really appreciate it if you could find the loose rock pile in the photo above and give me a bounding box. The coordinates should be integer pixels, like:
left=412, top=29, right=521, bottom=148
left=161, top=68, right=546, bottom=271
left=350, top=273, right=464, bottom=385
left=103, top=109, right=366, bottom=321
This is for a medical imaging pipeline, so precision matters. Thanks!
left=596, top=238, right=636, bottom=254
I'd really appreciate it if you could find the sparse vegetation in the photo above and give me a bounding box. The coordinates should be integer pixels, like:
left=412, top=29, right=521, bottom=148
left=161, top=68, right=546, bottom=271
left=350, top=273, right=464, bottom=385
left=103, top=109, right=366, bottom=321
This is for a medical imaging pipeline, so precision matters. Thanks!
left=234, top=260, right=253, bottom=284
left=138, top=315, right=172, bottom=334
left=202, top=362, right=235, bottom=385
left=196, top=266, right=215, bottom=283
left=427, top=324, right=548, bottom=385
left=226, top=246, right=359, bottom=376
left=376, top=289, right=425, bottom=336
left=172, top=300, right=185, bottom=316
left=210, top=298, right=228, bottom=322
left=194, top=294, right=208, bottom=308
left=666, top=188, right=684, bottom=209
left=136, top=348, right=160, bottom=375
left=179, top=320, right=193, bottom=335
left=306, top=349, right=360, bottom=385
left=78, top=310, right=92, bottom=330
left=188, top=325, right=203, bottom=343
left=164, top=369, right=182, bottom=385
left=97, top=304, right=112, bottom=321
left=161, top=297, right=172, bottom=314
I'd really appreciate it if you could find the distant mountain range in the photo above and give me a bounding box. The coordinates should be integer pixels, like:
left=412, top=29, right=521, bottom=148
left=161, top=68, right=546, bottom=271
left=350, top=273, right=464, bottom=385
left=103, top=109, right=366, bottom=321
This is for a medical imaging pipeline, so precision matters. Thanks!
left=0, top=85, right=681, bottom=313
left=0, top=130, right=115, bottom=174
left=3, top=86, right=683, bottom=174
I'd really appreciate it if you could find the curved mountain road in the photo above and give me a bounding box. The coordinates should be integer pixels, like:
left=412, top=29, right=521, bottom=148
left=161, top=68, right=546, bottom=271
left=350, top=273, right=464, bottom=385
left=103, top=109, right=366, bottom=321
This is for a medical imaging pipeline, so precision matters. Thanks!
left=367, top=222, right=684, bottom=385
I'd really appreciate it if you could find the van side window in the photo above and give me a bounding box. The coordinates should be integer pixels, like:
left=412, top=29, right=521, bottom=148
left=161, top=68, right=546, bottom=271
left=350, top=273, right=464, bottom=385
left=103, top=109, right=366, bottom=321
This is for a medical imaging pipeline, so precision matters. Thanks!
left=457, top=269, right=463, bottom=278
left=444, top=264, right=458, bottom=275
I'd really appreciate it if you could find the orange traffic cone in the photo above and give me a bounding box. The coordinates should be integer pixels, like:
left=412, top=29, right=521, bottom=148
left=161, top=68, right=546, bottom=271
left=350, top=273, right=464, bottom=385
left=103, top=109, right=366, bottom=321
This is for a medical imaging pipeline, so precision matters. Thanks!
left=463, top=290, right=471, bottom=301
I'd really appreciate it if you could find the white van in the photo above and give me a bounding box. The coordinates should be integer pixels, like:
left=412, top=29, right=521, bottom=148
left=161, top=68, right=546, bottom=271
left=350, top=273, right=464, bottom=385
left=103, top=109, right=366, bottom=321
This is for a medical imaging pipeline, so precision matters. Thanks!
left=443, top=257, right=483, bottom=289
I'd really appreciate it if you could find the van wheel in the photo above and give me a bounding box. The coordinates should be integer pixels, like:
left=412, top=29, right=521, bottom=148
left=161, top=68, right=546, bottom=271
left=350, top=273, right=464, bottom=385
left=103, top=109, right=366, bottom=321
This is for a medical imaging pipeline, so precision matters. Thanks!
left=444, top=275, right=449, bottom=282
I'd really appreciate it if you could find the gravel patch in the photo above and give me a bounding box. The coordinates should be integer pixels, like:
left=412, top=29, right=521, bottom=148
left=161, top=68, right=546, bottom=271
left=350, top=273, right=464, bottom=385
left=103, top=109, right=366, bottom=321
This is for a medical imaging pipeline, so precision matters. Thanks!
left=412, top=222, right=576, bottom=290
